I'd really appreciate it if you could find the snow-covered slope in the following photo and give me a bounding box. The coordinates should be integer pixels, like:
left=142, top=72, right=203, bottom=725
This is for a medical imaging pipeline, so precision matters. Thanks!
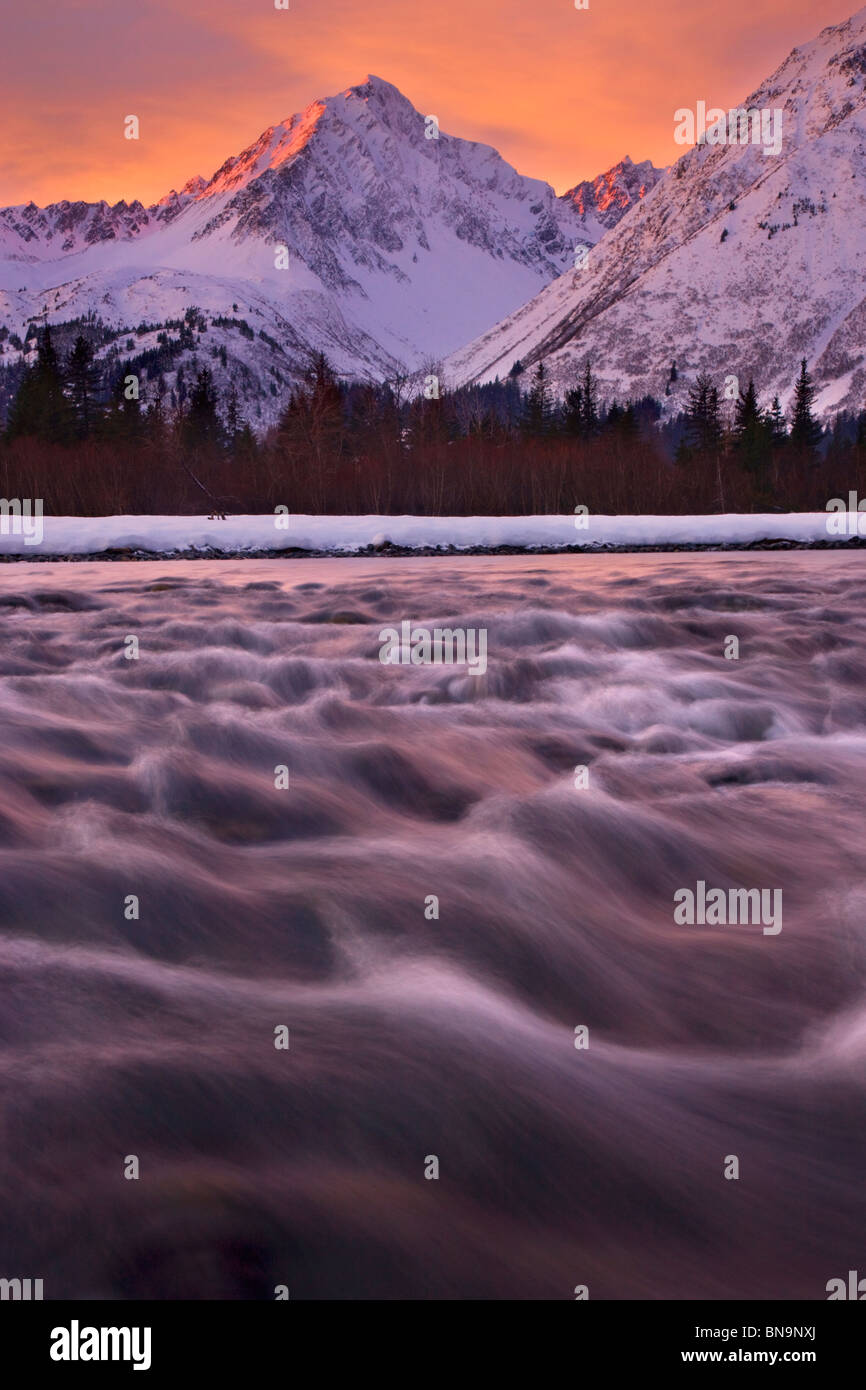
left=446, top=8, right=866, bottom=420
left=0, top=76, right=659, bottom=428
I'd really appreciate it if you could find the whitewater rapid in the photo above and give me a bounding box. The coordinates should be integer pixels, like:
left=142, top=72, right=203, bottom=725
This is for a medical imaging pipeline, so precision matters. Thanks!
left=0, top=552, right=864, bottom=1298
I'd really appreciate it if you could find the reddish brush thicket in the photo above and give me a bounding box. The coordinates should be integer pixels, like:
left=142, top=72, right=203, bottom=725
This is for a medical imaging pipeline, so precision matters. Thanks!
left=2, top=431, right=865, bottom=517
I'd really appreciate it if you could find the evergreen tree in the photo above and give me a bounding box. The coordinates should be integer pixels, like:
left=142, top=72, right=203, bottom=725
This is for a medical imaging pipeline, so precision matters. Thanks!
left=684, top=372, right=722, bottom=455
left=789, top=358, right=821, bottom=456
left=6, top=323, right=72, bottom=442
left=147, top=375, right=167, bottom=445
left=732, top=378, right=769, bottom=475
left=223, top=385, right=257, bottom=463
left=66, top=335, right=101, bottom=439
left=226, top=386, right=240, bottom=442
left=104, top=362, right=146, bottom=443
left=826, top=413, right=850, bottom=467
left=522, top=360, right=551, bottom=436
left=581, top=361, right=599, bottom=437
left=562, top=385, right=583, bottom=437
left=232, top=421, right=258, bottom=464
left=184, top=367, right=223, bottom=449
left=768, top=395, right=787, bottom=447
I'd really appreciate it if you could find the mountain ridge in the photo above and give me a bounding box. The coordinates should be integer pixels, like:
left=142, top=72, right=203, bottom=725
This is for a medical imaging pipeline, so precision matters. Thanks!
left=444, top=7, right=866, bottom=420
left=0, top=74, right=662, bottom=429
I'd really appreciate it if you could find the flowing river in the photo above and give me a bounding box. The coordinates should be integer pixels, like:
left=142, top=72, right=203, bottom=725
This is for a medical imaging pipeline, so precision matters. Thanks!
left=1, top=552, right=865, bottom=1299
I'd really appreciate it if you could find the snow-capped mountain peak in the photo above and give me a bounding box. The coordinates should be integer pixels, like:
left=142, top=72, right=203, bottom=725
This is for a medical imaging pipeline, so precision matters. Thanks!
left=0, top=73, right=658, bottom=430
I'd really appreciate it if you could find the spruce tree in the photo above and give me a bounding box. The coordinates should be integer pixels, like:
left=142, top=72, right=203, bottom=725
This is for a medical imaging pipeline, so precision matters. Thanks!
left=562, top=385, right=583, bottom=437
left=184, top=367, right=223, bottom=449
left=147, top=376, right=167, bottom=444
left=768, top=395, right=787, bottom=447
left=826, top=413, right=849, bottom=467
left=522, top=360, right=551, bottom=436
left=104, top=362, right=145, bottom=443
left=66, top=335, right=101, bottom=439
left=789, top=359, right=821, bottom=456
left=6, top=323, right=72, bottom=442
left=581, top=361, right=599, bottom=437
left=232, top=421, right=258, bottom=464
left=684, top=373, right=722, bottom=455
left=733, top=378, right=768, bottom=474
left=226, top=386, right=240, bottom=442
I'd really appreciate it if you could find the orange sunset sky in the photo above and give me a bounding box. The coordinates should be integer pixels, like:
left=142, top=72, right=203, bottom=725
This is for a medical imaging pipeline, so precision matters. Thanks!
left=0, top=0, right=856, bottom=206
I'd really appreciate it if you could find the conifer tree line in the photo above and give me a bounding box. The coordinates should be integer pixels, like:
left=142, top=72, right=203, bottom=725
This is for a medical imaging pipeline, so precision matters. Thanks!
left=1, top=324, right=864, bottom=516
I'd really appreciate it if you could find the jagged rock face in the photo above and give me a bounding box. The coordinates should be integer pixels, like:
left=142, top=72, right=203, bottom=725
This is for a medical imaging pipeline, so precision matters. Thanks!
left=0, top=74, right=657, bottom=427
left=561, top=156, right=664, bottom=234
left=446, top=7, right=866, bottom=421
left=0, top=199, right=152, bottom=254
left=188, top=78, right=584, bottom=281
